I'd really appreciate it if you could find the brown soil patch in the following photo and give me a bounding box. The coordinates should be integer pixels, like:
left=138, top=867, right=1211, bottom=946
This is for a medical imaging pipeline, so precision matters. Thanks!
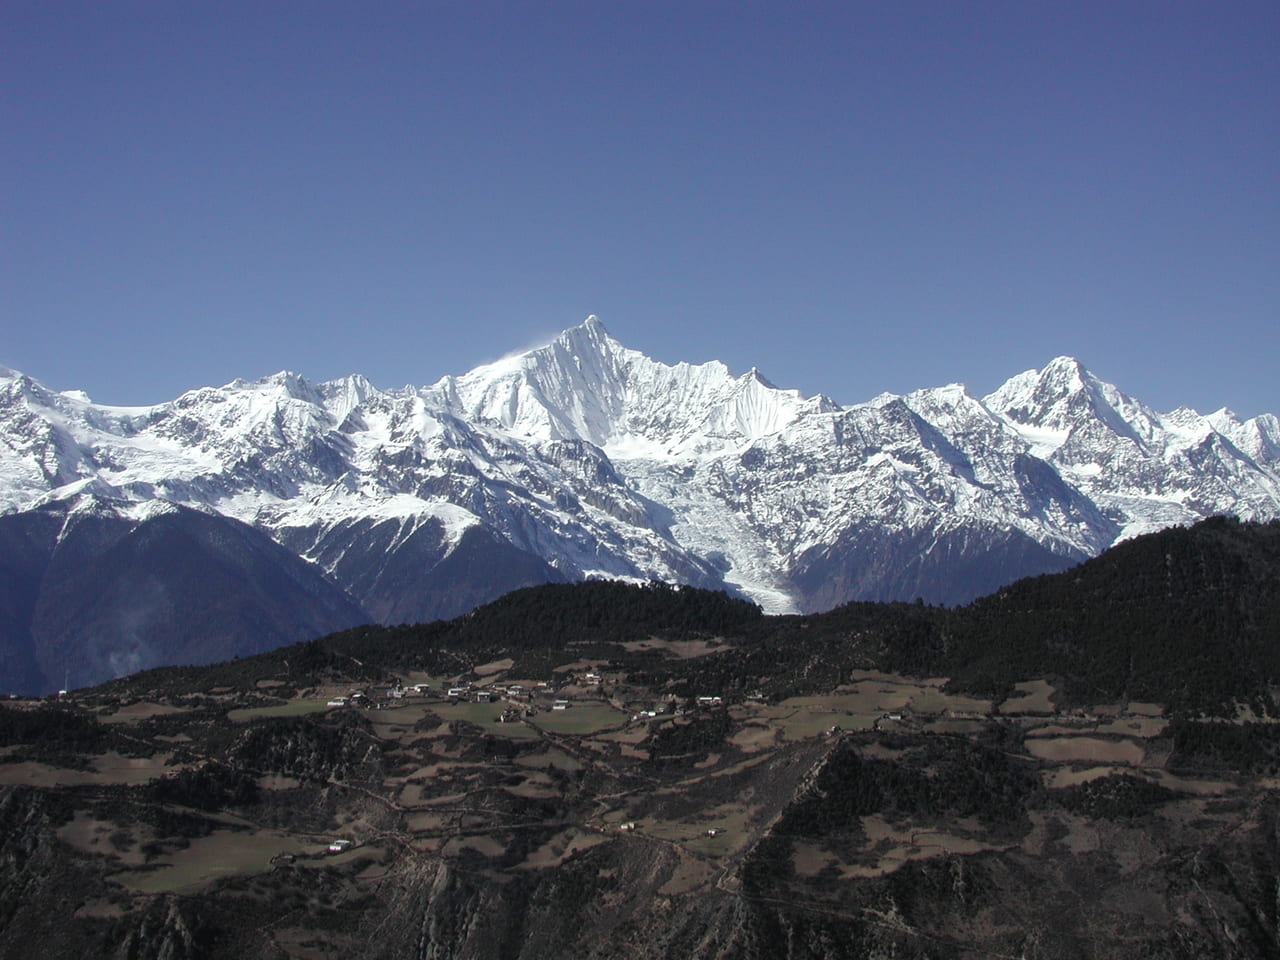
left=846, top=815, right=1002, bottom=877
left=114, top=829, right=311, bottom=894
left=859, top=742, right=912, bottom=761
left=1025, top=737, right=1145, bottom=765
left=100, top=701, right=190, bottom=724
left=1058, top=814, right=1103, bottom=854
left=1042, top=765, right=1129, bottom=789
left=657, top=853, right=714, bottom=895
left=1150, top=771, right=1236, bottom=796
left=619, top=639, right=730, bottom=659
left=595, top=725, right=649, bottom=745
left=792, top=841, right=834, bottom=877
left=257, top=774, right=302, bottom=791
left=921, top=719, right=989, bottom=735
left=1095, top=716, right=1167, bottom=738
left=0, top=751, right=181, bottom=788
left=908, top=691, right=993, bottom=715
left=405, top=812, right=451, bottom=833
left=728, top=723, right=779, bottom=752
left=59, top=812, right=150, bottom=867
left=1127, top=701, right=1165, bottom=717
left=999, top=679, right=1057, bottom=715
left=504, top=778, right=561, bottom=800
left=473, top=658, right=514, bottom=677
left=74, top=899, right=127, bottom=920
left=443, top=834, right=507, bottom=859
left=552, top=659, right=611, bottom=674
left=515, top=750, right=582, bottom=773
left=518, top=828, right=606, bottom=869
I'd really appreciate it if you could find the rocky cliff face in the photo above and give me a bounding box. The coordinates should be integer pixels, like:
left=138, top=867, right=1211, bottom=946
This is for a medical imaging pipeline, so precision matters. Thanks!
left=2, top=319, right=1278, bottom=688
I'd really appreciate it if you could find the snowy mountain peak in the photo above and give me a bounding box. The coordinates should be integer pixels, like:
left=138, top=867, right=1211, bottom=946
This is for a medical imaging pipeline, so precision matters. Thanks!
left=983, top=356, right=1162, bottom=454
left=985, top=357, right=1092, bottom=422
left=424, top=317, right=823, bottom=455
left=1, top=321, right=1277, bottom=629
left=227, top=370, right=322, bottom=404
left=1041, top=354, right=1089, bottom=383
left=319, top=373, right=380, bottom=421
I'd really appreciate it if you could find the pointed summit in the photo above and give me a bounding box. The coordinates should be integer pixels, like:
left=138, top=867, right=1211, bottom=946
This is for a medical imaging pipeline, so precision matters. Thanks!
left=427, top=317, right=827, bottom=453
left=985, top=356, right=1118, bottom=426
left=542, top=315, right=626, bottom=368
left=434, top=316, right=637, bottom=444
left=543, top=314, right=606, bottom=349
left=986, top=358, right=1162, bottom=456
left=985, top=357, right=1093, bottom=423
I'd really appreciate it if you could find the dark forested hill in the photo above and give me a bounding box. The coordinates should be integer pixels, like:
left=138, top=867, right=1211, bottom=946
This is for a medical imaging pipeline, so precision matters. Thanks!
left=931, top=516, right=1280, bottom=713
left=95, top=517, right=1280, bottom=720
left=0, top=497, right=368, bottom=695
left=4, top=518, right=1280, bottom=959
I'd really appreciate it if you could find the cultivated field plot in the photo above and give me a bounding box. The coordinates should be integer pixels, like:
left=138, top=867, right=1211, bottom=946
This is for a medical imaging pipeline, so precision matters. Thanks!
left=226, top=700, right=333, bottom=723
left=529, top=702, right=627, bottom=735
left=619, top=638, right=731, bottom=659
left=431, top=700, right=541, bottom=738
left=514, top=748, right=583, bottom=773
left=1024, top=736, right=1146, bottom=765
left=472, top=657, right=515, bottom=677
left=0, top=751, right=181, bottom=788
left=517, top=828, right=607, bottom=870
left=18, top=640, right=1257, bottom=960
left=113, top=829, right=315, bottom=894
left=98, top=701, right=192, bottom=723
left=999, top=679, right=1058, bottom=714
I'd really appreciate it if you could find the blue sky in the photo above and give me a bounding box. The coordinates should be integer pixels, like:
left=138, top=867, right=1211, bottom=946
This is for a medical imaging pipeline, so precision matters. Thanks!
left=3, top=2, right=1277, bottom=417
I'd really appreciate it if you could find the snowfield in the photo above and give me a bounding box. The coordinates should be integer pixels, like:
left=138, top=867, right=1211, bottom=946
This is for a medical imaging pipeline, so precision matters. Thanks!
left=2, top=317, right=1278, bottom=612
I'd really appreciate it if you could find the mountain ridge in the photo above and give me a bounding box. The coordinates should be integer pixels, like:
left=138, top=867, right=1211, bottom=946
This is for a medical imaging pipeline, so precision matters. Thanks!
left=2, top=317, right=1279, bottom=689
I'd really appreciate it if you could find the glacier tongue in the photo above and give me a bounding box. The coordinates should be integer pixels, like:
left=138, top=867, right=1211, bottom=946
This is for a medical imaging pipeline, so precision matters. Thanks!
left=1, top=317, right=1278, bottom=616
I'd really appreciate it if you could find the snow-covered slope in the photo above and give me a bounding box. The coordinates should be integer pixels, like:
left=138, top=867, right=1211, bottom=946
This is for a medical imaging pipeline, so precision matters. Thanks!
left=2, top=319, right=1278, bottom=631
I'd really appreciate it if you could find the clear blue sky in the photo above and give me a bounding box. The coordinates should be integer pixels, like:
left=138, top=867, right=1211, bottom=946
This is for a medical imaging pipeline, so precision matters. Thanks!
left=3, top=1, right=1277, bottom=417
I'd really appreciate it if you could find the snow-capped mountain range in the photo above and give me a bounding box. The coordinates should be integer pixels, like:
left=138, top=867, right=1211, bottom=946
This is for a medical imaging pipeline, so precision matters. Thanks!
left=2, top=317, right=1278, bottom=690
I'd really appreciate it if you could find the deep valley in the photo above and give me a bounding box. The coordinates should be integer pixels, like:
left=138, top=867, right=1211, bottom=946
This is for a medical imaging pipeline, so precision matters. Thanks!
left=2, top=518, right=1279, bottom=958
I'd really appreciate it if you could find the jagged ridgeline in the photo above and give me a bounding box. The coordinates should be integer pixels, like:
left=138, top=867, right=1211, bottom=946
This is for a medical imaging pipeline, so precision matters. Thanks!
left=4, top=319, right=1279, bottom=694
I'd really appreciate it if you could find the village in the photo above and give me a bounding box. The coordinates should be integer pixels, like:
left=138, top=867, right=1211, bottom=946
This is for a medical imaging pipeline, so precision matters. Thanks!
left=0, top=638, right=1198, bottom=946
left=319, top=665, right=728, bottom=728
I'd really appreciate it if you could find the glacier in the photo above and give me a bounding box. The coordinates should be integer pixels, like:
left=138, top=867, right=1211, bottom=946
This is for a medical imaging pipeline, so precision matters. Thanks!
left=2, top=316, right=1278, bottom=621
